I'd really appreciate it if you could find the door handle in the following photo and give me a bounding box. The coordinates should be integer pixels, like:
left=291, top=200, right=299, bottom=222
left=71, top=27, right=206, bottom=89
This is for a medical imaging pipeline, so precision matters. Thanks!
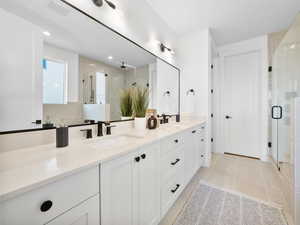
left=271, top=105, right=283, bottom=119
left=225, top=115, right=232, bottom=119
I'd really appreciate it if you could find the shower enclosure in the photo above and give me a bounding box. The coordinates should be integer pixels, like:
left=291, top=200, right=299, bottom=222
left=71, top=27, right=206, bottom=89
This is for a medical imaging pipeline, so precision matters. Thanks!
left=271, top=13, right=300, bottom=224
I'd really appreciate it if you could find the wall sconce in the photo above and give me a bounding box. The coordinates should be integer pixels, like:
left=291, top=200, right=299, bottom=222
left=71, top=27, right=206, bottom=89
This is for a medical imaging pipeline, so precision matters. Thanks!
left=186, top=89, right=195, bottom=96
left=160, top=43, right=175, bottom=55
left=163, top=91, right=171, bottom=96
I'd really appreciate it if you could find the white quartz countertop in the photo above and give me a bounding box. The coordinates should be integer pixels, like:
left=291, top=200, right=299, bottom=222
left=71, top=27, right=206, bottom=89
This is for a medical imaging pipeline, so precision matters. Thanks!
left=0, top=117, right=206, bottom=202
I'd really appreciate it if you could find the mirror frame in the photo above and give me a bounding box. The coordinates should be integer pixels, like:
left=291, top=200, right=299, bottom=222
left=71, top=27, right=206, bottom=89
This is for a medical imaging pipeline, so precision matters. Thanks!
left=0, top=0, right=180, bottom=135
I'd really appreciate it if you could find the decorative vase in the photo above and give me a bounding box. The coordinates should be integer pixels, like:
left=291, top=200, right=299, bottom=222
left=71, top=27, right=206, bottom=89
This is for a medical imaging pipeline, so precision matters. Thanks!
left=134, top=117, right=147, bottom=131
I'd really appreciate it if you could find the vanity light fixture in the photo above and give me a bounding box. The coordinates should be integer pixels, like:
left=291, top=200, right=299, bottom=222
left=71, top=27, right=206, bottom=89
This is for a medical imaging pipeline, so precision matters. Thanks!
left=43, top=31, right=51, bottom=36
left=160, top=43, right=175, bottom=55
left=92, top=0, right=116, bottom=10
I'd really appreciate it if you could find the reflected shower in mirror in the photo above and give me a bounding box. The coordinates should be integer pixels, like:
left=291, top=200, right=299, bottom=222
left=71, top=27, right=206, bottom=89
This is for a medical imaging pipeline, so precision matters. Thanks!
left=0, top=0, right=179, bottom=133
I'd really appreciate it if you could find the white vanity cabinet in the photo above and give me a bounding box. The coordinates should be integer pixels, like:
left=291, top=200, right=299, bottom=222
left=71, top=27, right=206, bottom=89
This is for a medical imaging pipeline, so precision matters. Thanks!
left=101, top=143, right=160, bottom=225
left=0, top=166, right=100, bottom=225
left=184, top=124, right=206, bottom=184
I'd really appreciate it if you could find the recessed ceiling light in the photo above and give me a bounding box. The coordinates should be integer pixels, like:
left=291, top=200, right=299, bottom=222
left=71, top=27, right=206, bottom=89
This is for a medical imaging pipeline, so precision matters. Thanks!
left=43, top=31, right=51, bottom=36
left=108, top=56, right=113, bottom=60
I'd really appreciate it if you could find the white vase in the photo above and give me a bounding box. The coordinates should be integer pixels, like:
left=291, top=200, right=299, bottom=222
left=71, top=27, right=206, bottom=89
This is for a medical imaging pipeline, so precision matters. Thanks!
left=134, top=117, right=147, bottom=131
left=121, top=116, right=132, bottom=120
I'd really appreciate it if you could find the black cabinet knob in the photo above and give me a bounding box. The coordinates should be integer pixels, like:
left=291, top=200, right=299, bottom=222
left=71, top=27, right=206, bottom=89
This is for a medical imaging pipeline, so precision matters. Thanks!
left=192, top=130, right=196, bottom=133
left=201, top=155, right=204, bottom=158
left=174, top=139, right=179, bottom=143
left=135, top=156, right=140, bottom=162
left=141, top=154, right=146, bottom=159
left=40, top=200, right=53, bottom=212
left=201, top=139, right=204, bottom=142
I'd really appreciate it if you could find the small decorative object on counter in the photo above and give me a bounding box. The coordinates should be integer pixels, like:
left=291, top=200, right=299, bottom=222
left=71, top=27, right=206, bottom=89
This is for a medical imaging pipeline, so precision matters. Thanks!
left=176, top=114, right=180, bottom=122
left=146, top=109, right=158, bottom=129
left=147, top=115, right=158, bottom=129
left=56, top=120, right=69, bottom=148
left=43, top=115, right=54, bottom=128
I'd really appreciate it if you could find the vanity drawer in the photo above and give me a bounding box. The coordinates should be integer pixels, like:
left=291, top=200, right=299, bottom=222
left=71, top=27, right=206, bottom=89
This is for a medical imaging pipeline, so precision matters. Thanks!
left=160, top=132, right=185, bottom=156
left=0, top=166, right=99, bottom=225
left=161, top=146, right=184, bottom=181
left=161, top=168, right=185, bottom=217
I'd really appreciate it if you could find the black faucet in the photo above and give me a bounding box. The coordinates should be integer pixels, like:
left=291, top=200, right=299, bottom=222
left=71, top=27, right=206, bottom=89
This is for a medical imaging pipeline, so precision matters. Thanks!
left=97, top=121, right=108, bottom=136
left=105, top=122, right=116, bottom=135
left=161, top=114, right=172, bottom=124
left=80, top=129, right=93, bottom=139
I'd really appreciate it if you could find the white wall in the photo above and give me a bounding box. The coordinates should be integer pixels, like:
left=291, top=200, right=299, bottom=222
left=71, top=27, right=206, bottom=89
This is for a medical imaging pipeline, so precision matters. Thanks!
left=156, top=59, right=179, bottom=115
left=44, top=44, right=79, bottom=103
left=64, top=0, right=178, bottom=65
left=217, top=36, right=269, bottom=160
left=0, top=8, right=43, bottom=131
left=177, top=28, right=213, bottom=166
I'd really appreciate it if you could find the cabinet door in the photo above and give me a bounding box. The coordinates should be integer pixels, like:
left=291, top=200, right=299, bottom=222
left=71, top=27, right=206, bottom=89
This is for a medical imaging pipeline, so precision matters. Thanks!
left=138, top=144, right=160, bottom=225
left=45, top=195, right=99, bottom=225
left=184, top=130, right=198, bottom=183
left=101, top=152, right=138, bottom=225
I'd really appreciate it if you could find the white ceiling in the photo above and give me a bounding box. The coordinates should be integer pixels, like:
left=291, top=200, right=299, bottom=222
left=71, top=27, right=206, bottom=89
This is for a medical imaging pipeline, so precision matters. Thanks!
left=0, top=0, right=156, bottom=68
left=145, top=0, right=300, bottom=45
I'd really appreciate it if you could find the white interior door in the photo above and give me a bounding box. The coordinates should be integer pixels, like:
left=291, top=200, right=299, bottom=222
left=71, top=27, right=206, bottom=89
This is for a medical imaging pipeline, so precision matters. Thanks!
left=223, top=51, right=261, bottom=158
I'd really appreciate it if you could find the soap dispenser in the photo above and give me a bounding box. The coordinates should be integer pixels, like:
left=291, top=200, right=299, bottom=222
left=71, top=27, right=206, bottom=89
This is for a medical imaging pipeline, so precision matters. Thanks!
left=56, top=120, right=69, bottom=148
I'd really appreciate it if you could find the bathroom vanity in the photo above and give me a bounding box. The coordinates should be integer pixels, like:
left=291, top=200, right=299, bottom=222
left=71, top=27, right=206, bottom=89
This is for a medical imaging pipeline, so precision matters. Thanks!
left=0, top=119, right=206, bottom=225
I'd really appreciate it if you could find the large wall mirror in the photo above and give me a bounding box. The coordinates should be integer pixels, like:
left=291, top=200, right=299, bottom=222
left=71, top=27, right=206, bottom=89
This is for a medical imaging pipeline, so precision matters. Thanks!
left=0, top=0, right=180, bottom=133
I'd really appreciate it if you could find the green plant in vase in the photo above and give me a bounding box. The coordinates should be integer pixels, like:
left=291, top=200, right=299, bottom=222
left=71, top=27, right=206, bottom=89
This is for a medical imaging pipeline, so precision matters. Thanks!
left=132, top=87, right=149, bottom=130
left=120, top=88, right=133, bottom=119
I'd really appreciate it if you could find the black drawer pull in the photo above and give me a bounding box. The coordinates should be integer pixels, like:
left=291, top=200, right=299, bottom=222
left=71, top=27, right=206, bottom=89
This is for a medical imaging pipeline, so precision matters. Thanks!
left=171, top=158, right=180, bottom=166
left=40, top=200, right=53, bottom=212
left=174, top=139, right=179, bottom=143
left=141, top=154, right=146, bottom=159
left=135, top=156, right=140, bottom=162
left=192, top=130, right=196, bottom=133
left=171, top=184, right=180, bottom=193
left=201, top=126, right=205, bottom=129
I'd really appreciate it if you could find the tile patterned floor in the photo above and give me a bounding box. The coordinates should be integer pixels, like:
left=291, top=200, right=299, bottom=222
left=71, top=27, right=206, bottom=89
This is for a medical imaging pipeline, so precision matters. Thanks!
left=174, top=182, right=287, bottom=225
left=159, top=153, right=293, bottom=225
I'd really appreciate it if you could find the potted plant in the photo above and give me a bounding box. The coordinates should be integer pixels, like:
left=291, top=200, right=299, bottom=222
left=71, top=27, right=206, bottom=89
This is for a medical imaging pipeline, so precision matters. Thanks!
left=120, top=88, right=133, bottom=120
left=132, top=87, right=149, bottom=130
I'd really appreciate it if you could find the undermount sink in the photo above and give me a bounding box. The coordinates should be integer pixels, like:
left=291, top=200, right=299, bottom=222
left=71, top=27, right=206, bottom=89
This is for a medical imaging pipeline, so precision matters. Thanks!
left=87, top=134, right=141, bottom=150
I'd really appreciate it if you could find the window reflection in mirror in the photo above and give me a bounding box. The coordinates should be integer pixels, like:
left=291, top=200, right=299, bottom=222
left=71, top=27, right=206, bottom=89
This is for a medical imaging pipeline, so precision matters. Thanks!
left=43, top=58, right=67, bottom=104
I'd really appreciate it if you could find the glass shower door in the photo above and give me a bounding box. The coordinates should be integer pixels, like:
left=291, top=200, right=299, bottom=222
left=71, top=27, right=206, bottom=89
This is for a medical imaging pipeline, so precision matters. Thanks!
left=272, top=13, right=300, bottom=172
left=271, top=13, right=300, bottom=223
